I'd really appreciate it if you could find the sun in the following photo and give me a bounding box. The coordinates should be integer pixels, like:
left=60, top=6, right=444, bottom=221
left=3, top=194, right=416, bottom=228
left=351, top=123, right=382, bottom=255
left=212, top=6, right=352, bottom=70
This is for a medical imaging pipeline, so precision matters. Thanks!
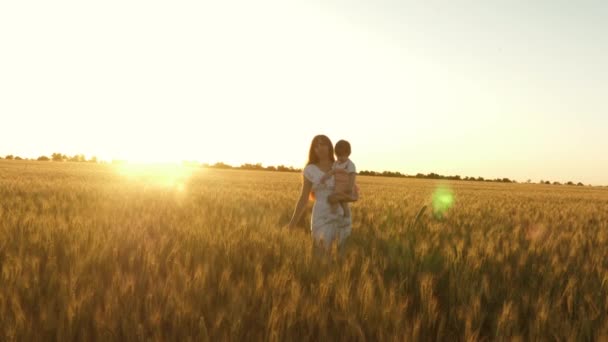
left=113, top=160, right=198, bottom=191
left=120, top=152, right=185, bottom=165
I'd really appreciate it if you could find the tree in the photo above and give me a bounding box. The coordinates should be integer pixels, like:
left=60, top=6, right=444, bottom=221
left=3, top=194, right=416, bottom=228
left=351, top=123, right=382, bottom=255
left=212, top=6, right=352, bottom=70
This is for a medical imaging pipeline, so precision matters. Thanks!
left=382, top=171, right=404, bottom=178
left=69, top=154, right=85, bottom=162
left=89, top=156, right=98, bottom=163
left=427, top=172, right=440, bottom=179
left=15, top=156, right=23, bottom=160
left=566, top=181, right=574, bottom=186
left=37, top=156, right=50, bottom=161
left=240, top=163, right=264, bottom=170
left=52, top=153, right=65, bottom=162
left=553, top=181, right=561, bottom=185
left=577, top=182, right=584, bottom=186
left=5, top=155, right=14, bottom=160
left=212, top=162, right=232, bottom=169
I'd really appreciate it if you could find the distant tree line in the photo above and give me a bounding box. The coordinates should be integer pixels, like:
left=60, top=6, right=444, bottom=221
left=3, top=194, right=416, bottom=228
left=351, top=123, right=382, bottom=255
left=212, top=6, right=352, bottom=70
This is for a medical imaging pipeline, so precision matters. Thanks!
left=359, top=170, right=518, bottom=183
left=358, top=170, right=591, bottom=186
left=168, top=162, right=597, bottom=186
left=3, top=153, right=98, bottom=163
left=1, top=153, right=599, bottom=186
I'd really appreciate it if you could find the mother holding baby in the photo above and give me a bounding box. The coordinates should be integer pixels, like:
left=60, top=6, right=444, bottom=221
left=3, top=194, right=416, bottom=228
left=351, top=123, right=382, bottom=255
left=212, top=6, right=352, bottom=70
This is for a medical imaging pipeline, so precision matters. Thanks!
left=287, top=135, right=358, bottom=252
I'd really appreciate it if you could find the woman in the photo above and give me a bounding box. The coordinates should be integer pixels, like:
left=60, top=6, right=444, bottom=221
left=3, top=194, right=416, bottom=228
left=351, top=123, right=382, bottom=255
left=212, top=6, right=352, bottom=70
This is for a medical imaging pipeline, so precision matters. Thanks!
left=287, top=135, right=354, bottom=252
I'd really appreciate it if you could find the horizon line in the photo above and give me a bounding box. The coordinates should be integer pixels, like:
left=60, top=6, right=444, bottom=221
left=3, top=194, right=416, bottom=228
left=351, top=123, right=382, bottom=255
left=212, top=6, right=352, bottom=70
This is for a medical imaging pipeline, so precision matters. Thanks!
left=1, top=154, right=605, bottom=187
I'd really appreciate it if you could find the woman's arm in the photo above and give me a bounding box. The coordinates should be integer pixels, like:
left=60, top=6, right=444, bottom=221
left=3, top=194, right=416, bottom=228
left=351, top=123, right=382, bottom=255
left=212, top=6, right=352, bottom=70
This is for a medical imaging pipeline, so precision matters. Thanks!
left=287, top=176, right=313, bottom=228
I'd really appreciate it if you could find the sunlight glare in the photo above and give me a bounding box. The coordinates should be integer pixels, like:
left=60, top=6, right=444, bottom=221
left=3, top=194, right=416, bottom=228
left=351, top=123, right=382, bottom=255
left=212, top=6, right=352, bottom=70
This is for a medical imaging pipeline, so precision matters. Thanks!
left=114, top=161, right=196, bottom=191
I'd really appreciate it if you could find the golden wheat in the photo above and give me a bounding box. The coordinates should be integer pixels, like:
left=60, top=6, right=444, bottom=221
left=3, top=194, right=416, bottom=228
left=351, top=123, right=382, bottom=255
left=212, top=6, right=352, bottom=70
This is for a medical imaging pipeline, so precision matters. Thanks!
left=1, top=160, right=607, bottom=340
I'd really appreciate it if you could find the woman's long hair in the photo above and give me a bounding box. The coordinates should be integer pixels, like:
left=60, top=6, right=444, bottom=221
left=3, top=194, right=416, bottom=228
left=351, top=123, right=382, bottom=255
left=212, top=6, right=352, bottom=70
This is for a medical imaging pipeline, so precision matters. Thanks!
left=307, top=135, right=335, bottom=166
left=306, top=135, right=334, bottom=202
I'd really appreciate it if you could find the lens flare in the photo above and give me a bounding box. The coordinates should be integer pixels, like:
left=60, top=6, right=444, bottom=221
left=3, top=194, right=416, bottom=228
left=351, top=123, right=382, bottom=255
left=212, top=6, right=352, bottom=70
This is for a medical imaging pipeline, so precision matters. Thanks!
left=432, top=185, right=455, bottom=219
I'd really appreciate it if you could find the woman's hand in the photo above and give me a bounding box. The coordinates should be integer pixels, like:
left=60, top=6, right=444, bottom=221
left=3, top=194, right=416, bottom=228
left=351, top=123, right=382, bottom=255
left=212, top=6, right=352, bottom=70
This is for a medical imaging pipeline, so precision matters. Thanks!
left=320, top=169, right=335, bottom=183
left=320, top=173, right=330, bottom=183
left=287, top=176, right=312, bottom=229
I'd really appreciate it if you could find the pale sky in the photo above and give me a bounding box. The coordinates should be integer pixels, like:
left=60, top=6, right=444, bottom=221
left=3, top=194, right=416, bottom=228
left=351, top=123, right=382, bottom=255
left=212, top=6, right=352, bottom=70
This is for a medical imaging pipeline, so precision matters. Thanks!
left=1, top=1, right=607, bottom=184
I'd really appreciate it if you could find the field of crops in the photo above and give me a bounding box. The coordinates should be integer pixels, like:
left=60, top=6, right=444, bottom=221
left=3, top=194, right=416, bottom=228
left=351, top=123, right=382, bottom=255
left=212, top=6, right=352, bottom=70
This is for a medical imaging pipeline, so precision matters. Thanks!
left=1, top=160, right=608, bottom=340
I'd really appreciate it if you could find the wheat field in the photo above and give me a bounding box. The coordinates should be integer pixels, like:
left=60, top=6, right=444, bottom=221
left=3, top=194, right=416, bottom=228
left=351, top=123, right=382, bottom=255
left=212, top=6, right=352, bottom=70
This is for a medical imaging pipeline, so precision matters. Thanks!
left=1, top=160, right=608, bottom=341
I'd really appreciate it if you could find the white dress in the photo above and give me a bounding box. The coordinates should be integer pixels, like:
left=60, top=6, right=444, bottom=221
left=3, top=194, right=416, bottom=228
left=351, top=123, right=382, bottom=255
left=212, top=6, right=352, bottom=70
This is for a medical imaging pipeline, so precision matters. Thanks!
left=303, top=164, right=352, bottom=248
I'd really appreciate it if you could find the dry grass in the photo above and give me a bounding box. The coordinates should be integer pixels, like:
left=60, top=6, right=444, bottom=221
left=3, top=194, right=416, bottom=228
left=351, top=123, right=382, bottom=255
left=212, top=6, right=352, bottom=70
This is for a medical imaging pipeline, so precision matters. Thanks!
left=1, top=160, right=608, bottom=341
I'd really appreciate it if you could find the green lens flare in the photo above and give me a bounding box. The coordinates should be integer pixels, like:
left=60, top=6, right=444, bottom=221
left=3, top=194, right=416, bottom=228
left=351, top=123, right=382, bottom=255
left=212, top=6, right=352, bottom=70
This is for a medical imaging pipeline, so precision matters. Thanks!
left=432, top=186, right=455, bottom=218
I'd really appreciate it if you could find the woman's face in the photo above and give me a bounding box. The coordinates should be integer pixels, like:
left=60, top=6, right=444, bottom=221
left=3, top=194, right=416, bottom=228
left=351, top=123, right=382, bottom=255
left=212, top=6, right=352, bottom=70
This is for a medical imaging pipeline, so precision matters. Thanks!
left=314, top=140, right=330, bottom=160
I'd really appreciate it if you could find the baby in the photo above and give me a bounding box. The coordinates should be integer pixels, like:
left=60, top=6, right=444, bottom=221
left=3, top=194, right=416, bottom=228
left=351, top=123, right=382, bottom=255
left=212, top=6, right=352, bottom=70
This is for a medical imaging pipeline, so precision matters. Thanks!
left=321, top=140, right=358, bottom=220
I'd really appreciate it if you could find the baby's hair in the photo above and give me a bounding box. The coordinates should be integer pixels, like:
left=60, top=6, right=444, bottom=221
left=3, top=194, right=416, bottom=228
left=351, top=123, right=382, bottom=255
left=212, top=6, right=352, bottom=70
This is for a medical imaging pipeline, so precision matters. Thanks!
left=335, top=140, right=351, bottom=157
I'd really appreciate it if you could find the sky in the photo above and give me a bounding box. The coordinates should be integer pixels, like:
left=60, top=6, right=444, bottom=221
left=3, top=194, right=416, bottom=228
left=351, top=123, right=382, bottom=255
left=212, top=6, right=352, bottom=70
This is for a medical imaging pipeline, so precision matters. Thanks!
left=1, top=0, right=607, bottom=184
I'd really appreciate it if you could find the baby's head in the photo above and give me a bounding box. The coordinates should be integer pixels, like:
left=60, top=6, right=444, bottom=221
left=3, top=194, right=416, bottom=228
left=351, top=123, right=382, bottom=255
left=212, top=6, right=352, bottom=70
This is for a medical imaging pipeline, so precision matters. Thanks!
left=334, top=140, right=351, bottom=163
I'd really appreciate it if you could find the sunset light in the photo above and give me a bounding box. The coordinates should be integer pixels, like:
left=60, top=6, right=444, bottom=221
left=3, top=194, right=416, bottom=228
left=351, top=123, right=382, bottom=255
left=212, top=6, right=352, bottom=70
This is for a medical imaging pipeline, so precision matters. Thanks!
left=2, top=1, right=608, bottom=340
left=2, top=1, right=606, bottom=184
